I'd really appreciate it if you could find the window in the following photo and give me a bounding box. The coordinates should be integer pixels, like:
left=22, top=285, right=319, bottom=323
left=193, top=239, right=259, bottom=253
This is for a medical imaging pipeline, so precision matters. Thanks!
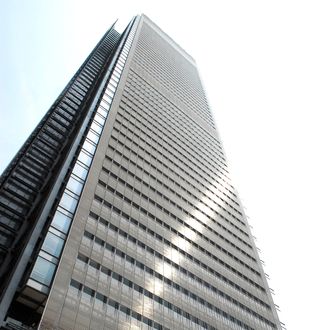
left=42, top=232, right=64, bottom=257
left=67, top=176, right=84, bottom=195
left=30, top=257, right=56, bottom=286
left=72, top=162, right=88, bottom=180
left=59, top=192, right=78, bottom=214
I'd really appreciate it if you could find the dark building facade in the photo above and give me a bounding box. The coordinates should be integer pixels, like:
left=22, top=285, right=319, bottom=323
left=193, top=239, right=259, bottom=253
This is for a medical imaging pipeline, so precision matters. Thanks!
left=0, top=15, right=282, bottom=330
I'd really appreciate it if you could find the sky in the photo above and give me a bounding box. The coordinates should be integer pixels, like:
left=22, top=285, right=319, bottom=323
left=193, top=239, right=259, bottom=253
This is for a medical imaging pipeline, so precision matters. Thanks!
left=1, top=1, right=330, bottom=329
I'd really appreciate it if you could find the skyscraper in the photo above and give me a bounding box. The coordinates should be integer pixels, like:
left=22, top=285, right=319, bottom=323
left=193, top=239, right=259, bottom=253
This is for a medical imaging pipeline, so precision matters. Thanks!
left=0, top=14, right=282, bottom=330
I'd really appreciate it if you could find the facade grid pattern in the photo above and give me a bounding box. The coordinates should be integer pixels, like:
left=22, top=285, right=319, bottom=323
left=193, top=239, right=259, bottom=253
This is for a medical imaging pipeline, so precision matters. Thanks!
left=0, top=14, right=282, bottom=330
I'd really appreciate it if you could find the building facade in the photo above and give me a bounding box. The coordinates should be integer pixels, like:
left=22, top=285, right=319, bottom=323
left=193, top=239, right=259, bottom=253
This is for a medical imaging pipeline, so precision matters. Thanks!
left=0, top=15, right=282, bottom=330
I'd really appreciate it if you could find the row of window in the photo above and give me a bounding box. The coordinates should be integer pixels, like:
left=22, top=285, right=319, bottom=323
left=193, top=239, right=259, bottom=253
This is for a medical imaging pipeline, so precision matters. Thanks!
left=91, top=194, right=269, bottom=306
left=115, top=113, right=234, bottom=209
left=94, top=187, right=263, bottom=292
left=112, top=122, right=246, bottom=237
left=133, top=43, right=211, bottom=122
left=116, top=103, right=240, bottom=218
left=117, top=96, right=235, bottom=206
left=133, top=26, right=215, bottom=128
left=106, top=136, right=252, bottom=250
left=117, top=96, right=234, bottom=198
left=118, top=93, right=231, bottom=188
left=100, top=169, right=259, bottom=277
left=70, top=278, right=168, bottom=330
left=112, top=114, right=245, bottom=237
left=103, top=157, right=255, bottom=263
left=107, top=135, right=239, bottom=241
left=123, top=76, right=220, bottom=172
left=125, top=69, right=227, bottom=166
left=79, top=232, right=275, bottom=328
left=121, top=80, right=227, bottom=178
left=73, top=253, right=251, bottom=330
left=105, top=143, right=252, bottom=252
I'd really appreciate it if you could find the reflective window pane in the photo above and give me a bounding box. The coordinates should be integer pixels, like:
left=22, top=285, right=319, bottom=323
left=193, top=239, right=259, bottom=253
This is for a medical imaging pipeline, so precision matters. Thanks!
left=59, top=192, right=78, bottom=214
left=97, top=107, right=108, bottom=118
left=87, top=131, right=99, bottom=144
left=100, top=100, right=110, bottom=110
left=30, top=257, right=56, bottom=286
left=113, top=70, right=121, bottom=78
left=82, top=140, right=96, bottom=155
left=94, top=114, right=106, bottom=126
left=102, top=95, right=112, bottom=105
left=52, top=210, right=71, bottom=233
left=108, top=84, right=116, bottom=93
left=109, top=80, right=118, bottom=87
left=72, top=162, right=88, bottom=181
left=67, top=176, right=84, bottom=195
left=42, top=232, right=64, bottom=257
left=78, top=151, right=93, bottom=167
left=91, top=122, right=103, bottom=134
left=106, top=90, right=114, bottom=98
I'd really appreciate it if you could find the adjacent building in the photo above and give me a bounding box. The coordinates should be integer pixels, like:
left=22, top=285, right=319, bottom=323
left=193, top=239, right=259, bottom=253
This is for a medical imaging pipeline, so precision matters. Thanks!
left=0, top=15, right=282, bottom=330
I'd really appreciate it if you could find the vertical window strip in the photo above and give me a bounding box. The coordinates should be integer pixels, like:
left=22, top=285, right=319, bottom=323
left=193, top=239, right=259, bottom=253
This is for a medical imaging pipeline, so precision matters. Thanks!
left=27, top=23, right=138, bottom=293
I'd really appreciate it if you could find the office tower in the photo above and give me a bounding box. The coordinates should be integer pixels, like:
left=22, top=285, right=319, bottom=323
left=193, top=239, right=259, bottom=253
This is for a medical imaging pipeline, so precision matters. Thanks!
left=0, top=14, right=282, bottom=330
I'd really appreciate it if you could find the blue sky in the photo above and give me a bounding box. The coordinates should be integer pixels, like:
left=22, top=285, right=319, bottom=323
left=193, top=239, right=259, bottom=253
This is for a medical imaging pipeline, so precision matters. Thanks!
left=1, top=1, right=330, bottom=329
